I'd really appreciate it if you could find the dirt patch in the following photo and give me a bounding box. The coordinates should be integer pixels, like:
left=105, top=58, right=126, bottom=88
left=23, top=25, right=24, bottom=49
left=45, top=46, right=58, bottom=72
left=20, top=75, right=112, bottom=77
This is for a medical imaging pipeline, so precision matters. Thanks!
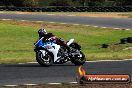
left=2, top=20, right=72, bottom=30
left=14, top=12, right=128, bottom=18
left=79, top=13, right=128, bottom=18
left=16, top=12, right=33, bottom=14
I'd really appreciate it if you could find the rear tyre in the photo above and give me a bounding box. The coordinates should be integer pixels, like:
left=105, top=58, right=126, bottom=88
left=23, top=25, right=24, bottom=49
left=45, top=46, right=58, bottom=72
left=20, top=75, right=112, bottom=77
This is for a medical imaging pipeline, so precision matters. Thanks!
left=36, top=51, right=53, bottom=67
left=71, top=51, right=86, bottom=66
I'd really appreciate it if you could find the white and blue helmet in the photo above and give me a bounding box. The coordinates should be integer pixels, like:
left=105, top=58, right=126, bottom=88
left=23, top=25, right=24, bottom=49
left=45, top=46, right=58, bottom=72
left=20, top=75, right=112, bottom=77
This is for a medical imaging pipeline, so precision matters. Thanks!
left=38, top=28, right=47, bottom=37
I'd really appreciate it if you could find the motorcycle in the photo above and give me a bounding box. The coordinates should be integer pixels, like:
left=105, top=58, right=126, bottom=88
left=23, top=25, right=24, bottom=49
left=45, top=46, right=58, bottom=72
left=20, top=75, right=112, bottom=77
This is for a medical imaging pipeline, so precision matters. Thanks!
left=34, top=37, right=86, bottom=67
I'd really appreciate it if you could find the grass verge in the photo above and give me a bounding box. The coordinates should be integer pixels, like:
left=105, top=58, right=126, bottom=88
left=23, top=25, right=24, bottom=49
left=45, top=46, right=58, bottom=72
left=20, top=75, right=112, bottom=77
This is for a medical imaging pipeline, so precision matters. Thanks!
left=0, top=20, right=132, bottom=63
left=118, top=13, right=132, bottom=18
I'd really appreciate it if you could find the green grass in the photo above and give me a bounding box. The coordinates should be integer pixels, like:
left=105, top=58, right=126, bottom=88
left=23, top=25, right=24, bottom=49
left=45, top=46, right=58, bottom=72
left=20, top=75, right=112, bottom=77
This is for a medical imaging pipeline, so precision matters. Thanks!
left=0, top=20, right=132, bottom=63
left=0, top=22, right=37, bottom=63
left=118, top=12, right=132, bottom=18
left=38, top=0, right=53, bottom=6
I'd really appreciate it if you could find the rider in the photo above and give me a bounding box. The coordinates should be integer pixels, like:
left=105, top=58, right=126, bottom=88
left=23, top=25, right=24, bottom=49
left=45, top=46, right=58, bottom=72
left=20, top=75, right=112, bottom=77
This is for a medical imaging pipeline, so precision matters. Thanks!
left=37, top=28, right=70, bottom=52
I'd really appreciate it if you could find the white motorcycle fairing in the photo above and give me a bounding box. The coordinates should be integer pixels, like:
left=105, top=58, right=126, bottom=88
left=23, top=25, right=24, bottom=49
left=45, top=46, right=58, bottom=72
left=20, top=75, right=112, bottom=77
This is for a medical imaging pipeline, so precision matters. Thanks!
left=67, top=39, right=74, bottom=46
left=40, top=39, right=74, bottom=63
left=46, top=43, right=60, bottom=62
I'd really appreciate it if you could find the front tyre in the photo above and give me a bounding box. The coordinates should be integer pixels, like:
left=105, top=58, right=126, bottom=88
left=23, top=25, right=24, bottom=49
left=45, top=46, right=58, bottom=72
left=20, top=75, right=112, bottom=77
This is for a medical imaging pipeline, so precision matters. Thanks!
left=71, top=51, right=86, bottom=66
left=36, top=51, right=53, bottom=67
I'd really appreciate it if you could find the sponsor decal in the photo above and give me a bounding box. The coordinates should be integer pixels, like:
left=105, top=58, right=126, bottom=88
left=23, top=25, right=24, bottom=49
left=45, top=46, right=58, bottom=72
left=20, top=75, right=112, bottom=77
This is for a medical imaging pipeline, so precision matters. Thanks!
left=77, top=66, right=131, bottom=84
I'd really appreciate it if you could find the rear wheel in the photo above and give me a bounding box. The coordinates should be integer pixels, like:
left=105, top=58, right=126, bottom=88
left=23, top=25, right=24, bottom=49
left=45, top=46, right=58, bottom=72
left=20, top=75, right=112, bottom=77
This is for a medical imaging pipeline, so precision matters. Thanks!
left=71, top=51, right=86, bottom=66
left=36, top=51, right=53, bottom=67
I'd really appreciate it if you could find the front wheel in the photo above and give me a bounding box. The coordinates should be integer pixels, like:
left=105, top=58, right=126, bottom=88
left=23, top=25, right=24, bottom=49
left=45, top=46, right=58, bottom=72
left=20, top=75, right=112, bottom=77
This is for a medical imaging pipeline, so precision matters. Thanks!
left=71, top=51, right=86, bottom=66
left=36, top=51, right=53, bottom=67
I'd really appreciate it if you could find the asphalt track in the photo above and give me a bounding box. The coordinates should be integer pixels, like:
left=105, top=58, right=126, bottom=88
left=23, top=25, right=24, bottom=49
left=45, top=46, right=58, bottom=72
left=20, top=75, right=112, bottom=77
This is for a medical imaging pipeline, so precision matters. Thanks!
left=0, top=13, right=132, bottom=29
left=0, top=61, right=132, bottom=85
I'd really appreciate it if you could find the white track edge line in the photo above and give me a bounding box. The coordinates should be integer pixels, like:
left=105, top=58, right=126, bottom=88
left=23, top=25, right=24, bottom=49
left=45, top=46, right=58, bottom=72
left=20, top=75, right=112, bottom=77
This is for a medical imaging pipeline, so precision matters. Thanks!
left=46, top=14, right=55, bottom=16
left=73, top=24, right=80, bottom=26
left=21, top=20, right=27, bottom=21
left=49, top=22, right=56, bottom=23
left=69, top=82, right=78, bottom=84
left=18, top=63, right=25, bottom=64
left=84, top=25, right=90, bottom=26
left=27, top=62, right=38, bottom=64
left=86, top=59, right=132, bottom=62
left=1, top=19, right=11, bottom=20
left=16, top=59, right=132, bottom=64
left=2, top=82, right=78, bottom=87
left=125, top=29, right=131, bottom=30
left=36, top=21, right=44, bottom=22
left=60, top=23, right=68, bottom=25
left=3, top=85, right=18, bottom=87
left=93, top=26, right=98, bottom=28
left=23, top=84, right=38, bottom=86
left=102, top=27, right=107, bottom=28
left=48, top=83, right=61, bottom=85
left=67, top=15, right=76, bottom=17
left=114, top=28, right=121, bottom=29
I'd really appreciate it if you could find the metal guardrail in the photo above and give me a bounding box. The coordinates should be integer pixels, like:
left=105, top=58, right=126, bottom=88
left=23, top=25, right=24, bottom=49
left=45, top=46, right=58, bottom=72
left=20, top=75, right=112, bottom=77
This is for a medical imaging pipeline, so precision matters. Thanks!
left=0, top=7, right=132, bottom=12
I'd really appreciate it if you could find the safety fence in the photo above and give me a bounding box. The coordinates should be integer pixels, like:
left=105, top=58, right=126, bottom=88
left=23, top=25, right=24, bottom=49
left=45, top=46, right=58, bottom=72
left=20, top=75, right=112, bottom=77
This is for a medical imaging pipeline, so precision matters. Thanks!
left=0, top=6, right=132, bottom=12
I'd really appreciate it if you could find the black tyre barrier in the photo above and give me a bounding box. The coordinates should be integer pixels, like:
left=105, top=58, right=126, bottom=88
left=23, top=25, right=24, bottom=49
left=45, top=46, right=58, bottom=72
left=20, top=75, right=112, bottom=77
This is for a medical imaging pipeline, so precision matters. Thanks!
left=120, top=38, right=128, bottom=44
left=0, top=6, right=132, bottom=12
left=102, top=44, right=109, bottom=48
left=127, top=37, right=132, bottom=43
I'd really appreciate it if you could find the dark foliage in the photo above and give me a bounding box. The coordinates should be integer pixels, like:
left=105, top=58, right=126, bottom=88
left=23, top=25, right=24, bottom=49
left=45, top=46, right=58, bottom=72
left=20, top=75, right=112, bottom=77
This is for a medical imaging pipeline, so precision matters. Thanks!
left=0, top=0, right=132, bottom=7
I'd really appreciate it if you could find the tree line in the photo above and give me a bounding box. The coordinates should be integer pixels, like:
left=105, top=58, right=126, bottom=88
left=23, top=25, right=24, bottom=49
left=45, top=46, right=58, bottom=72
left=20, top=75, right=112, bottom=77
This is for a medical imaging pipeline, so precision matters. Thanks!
left=0, top=0, right=132, bottom=7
